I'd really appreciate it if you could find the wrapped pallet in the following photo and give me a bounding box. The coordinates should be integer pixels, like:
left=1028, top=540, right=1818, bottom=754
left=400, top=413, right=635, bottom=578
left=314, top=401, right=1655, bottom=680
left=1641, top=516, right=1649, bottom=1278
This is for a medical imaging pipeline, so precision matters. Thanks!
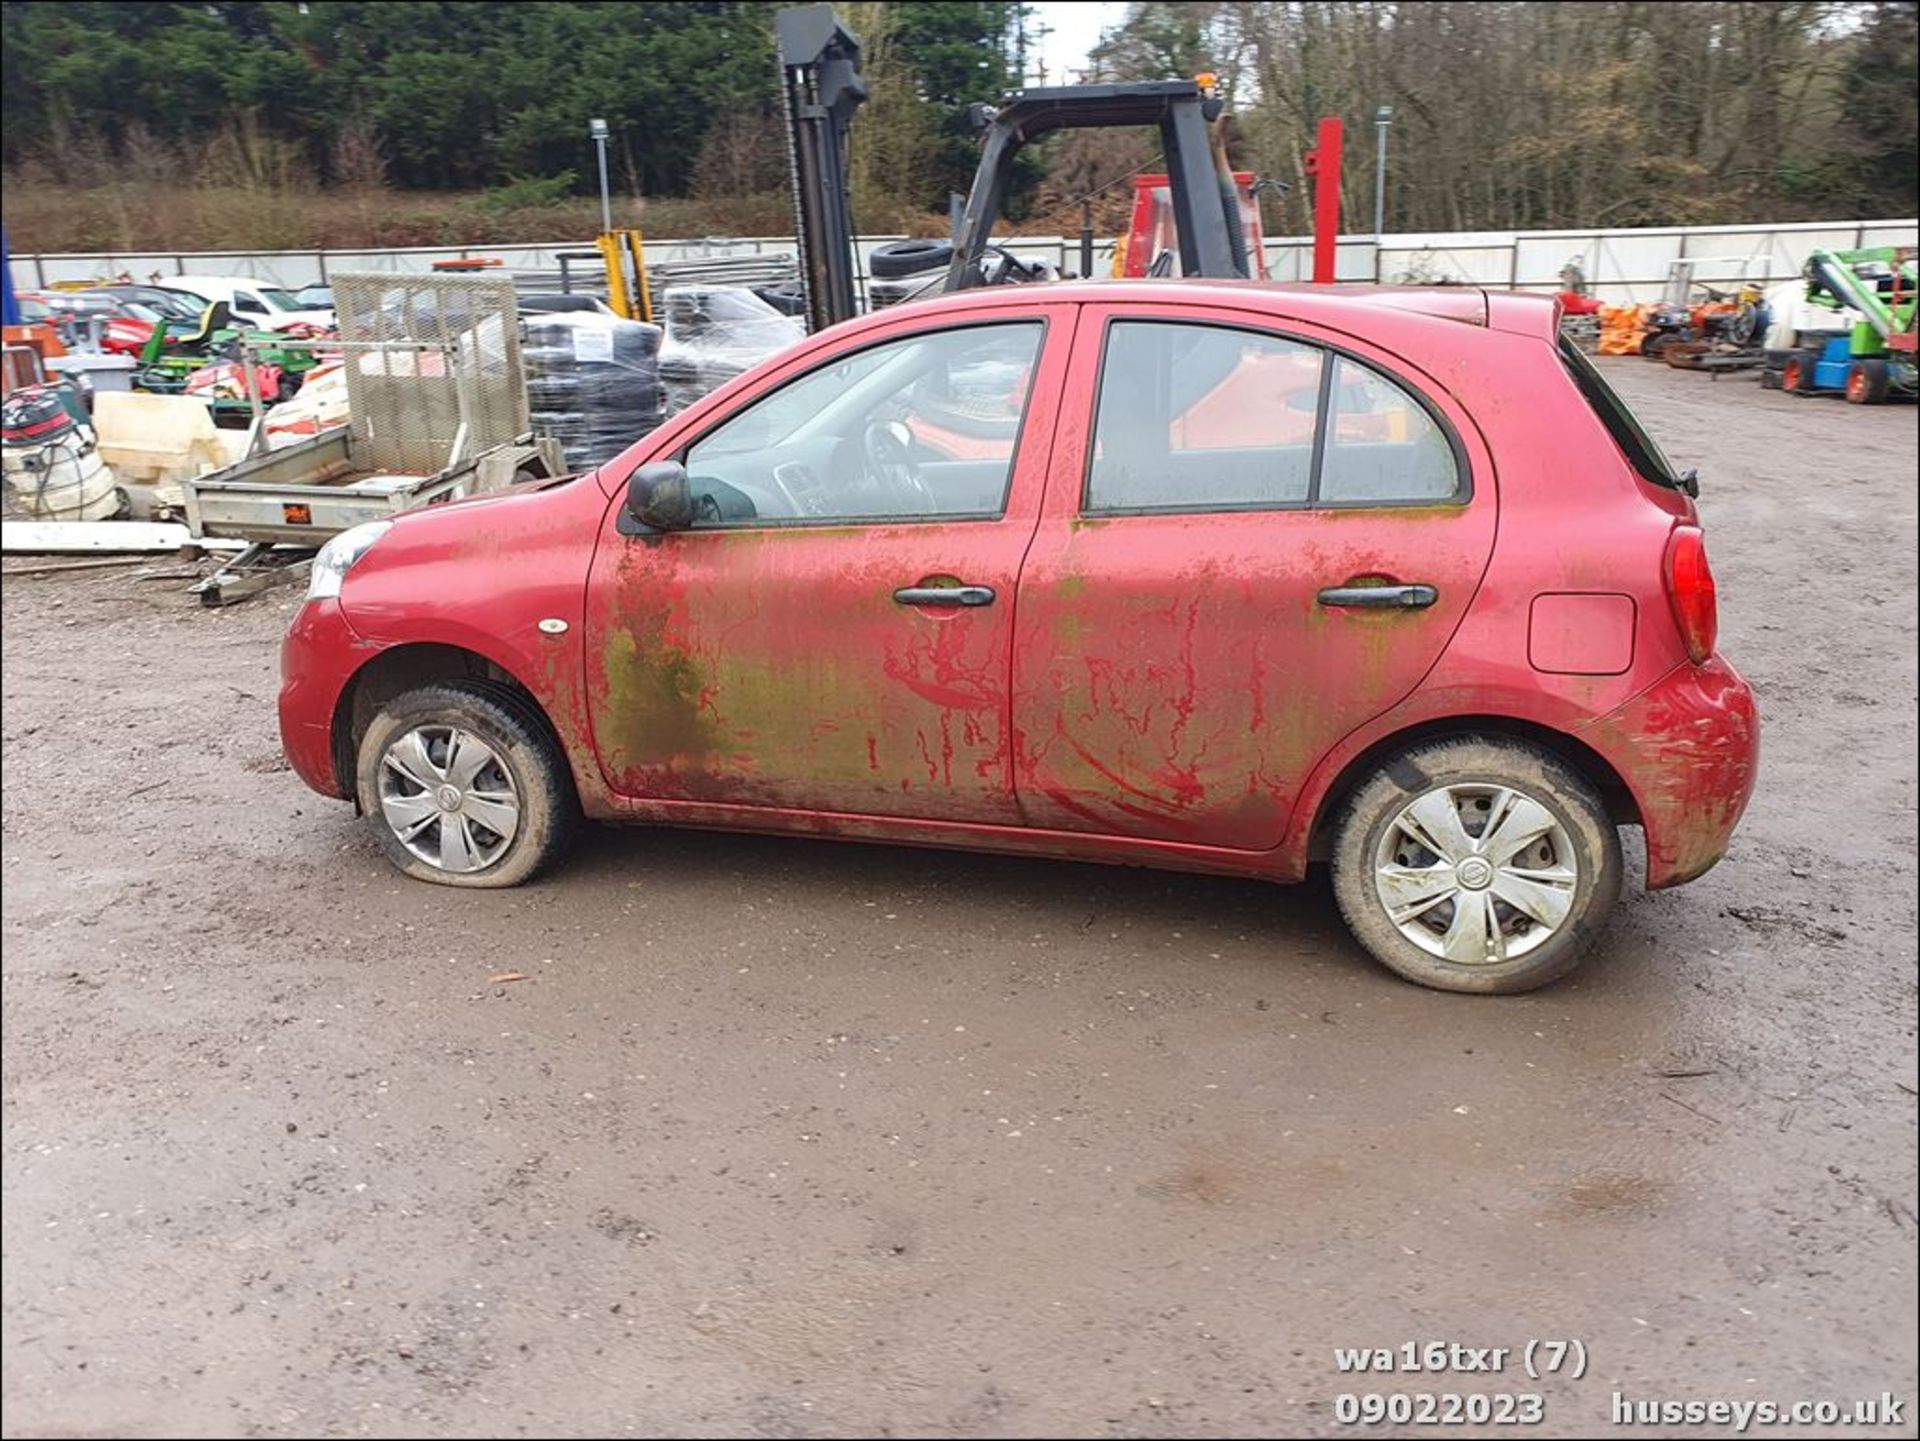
left=656, top=286, right=805, bottom=417
left=520, top=312, right=665, bottom=471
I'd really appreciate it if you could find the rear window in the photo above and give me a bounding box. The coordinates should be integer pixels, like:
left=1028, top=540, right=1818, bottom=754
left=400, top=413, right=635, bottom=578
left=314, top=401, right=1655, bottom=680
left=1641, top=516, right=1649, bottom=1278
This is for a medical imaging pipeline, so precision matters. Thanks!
left=1559, top=336, right=1680, bottom=487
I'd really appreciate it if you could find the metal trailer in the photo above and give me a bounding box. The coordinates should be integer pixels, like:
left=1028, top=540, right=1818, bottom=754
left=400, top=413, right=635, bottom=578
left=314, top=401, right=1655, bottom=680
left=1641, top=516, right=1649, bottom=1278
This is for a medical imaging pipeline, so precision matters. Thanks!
left=182, top=273, right=562, bottom=597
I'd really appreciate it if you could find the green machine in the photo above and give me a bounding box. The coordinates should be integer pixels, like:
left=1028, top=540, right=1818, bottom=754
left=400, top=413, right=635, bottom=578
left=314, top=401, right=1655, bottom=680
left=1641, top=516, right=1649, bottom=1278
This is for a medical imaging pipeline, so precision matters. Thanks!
left=134, top=301, right=322, bottom=418
left=1779, top=246, right=1917, bottom=404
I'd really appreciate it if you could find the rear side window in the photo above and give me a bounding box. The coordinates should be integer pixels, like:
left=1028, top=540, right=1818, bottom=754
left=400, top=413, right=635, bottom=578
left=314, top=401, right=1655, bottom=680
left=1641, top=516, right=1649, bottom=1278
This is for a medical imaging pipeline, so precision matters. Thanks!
left=1559, top=335, right=1680, bottom=487
left=1085, top=320, right=1464, bottom=513
left=1087, top=323, right=1322, bottom=509
left=1321, top=357, right=1460, bottom=503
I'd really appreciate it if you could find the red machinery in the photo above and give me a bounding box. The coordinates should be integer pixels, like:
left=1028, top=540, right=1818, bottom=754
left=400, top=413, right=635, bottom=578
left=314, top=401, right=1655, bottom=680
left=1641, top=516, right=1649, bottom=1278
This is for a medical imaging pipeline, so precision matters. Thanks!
left=1302, top=116, right=1344, bottom=284
left=1118, top=116, right=1344, bottom=283
left=1115, top=172, right=1270, bottom=280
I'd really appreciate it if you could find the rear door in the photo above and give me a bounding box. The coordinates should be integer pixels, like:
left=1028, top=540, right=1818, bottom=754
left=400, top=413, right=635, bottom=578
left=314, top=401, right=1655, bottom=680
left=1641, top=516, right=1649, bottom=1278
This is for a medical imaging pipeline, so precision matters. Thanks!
left=1012, top=302, right=1497, bottom=849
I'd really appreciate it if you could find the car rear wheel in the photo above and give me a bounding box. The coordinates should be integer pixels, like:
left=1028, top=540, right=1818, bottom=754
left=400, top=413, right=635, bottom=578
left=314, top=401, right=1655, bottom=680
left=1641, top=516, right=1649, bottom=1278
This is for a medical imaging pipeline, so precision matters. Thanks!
left=355, top=682, right=577, bottom=888
left=1330, top=737, right=1622, bottom=994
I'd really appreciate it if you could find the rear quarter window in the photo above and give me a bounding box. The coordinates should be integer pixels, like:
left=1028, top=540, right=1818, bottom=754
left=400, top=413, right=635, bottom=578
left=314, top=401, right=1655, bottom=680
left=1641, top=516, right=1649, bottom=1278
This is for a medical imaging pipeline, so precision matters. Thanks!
left=1559, top=336, right=1681, bottom=488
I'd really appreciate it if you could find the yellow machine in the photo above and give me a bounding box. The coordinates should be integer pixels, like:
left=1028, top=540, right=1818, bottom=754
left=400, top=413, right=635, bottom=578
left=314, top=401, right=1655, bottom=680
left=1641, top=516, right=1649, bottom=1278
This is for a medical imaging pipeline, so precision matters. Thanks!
left=594, top=230, right=651, bottom=323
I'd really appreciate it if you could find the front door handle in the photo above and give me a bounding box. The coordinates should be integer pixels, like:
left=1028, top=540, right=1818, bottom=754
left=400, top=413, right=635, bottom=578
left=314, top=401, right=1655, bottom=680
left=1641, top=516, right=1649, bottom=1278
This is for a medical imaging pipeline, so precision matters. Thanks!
left=1317, top=583, right=1438, bottom=609
left=894, top=584, right=996, bottom=608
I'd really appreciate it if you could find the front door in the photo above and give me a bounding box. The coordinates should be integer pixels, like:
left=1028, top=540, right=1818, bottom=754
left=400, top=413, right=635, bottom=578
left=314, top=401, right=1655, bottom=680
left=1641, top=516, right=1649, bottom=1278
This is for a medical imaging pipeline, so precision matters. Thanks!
left=1012, top=303, right=1497, bottom=850
left=584, top=307, right=1073, bottom=824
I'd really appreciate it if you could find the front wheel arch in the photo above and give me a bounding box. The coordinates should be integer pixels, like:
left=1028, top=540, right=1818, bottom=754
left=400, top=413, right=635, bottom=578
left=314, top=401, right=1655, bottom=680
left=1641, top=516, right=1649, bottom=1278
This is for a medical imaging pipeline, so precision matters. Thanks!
left=1303, top=715, right=1640, bottom=865
left=331, top=643, right=570, bottom=808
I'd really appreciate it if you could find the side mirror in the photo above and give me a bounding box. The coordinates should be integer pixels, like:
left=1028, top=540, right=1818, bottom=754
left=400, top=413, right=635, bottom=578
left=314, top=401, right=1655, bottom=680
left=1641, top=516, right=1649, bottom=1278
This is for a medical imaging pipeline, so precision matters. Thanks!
left=626, top=460, right=693, bottom=531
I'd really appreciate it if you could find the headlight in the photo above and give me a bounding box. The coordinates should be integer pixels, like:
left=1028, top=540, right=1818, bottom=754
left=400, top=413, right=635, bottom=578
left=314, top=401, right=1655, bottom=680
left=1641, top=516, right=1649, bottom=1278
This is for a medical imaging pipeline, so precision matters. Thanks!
left=306, top=520, right=392, bottom=602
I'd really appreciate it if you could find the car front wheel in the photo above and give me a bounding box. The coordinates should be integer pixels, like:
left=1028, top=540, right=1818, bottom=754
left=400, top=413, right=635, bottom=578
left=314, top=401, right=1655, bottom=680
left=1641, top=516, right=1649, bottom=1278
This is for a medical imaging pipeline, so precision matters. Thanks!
left=1330, top=737, right=1622, bottom=994
left=355, top=682, right=577, bottom=888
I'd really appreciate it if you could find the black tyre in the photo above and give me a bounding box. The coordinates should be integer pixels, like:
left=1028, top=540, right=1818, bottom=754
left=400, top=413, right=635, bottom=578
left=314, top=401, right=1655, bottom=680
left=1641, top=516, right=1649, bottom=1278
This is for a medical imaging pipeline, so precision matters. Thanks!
left=869, top=238, right=956, bottom=278
left=1330, top=737, right=1622, bottom=995
left=355, top=682, right=577, bottom=888
left=1846, top=358, right=1890, bottom=405
left=1781, top=349, right=1821, bottom=395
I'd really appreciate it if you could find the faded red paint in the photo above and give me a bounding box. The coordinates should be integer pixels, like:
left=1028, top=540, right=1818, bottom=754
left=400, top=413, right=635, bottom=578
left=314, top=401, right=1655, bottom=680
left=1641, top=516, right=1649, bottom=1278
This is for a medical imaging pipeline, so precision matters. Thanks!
left=1009, top=298, right=1499, bottom=850
left=278, top=278, right=1758, bottom=896
left=1579, top=655, right=1759, bottom=887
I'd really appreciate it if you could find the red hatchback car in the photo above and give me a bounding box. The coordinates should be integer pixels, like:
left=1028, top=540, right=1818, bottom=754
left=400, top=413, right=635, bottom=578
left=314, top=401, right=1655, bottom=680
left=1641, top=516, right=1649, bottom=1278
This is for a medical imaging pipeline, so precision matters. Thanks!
left=280, top=281, right=1758, bottom=993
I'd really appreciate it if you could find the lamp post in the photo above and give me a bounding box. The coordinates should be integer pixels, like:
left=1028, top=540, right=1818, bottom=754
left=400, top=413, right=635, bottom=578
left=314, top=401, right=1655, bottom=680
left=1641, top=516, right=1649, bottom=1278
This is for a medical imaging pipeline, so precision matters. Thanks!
left=1372, top=105, right=1393, bottom=240
left=589, top=117, right=612, bottom=235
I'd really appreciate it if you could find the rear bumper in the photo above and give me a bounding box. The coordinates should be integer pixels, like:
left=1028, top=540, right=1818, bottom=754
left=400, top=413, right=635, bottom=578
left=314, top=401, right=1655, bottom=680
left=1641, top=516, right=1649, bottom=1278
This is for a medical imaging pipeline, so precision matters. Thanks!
left=1579, top=654, right=1759, bottom=889
left=278, top=598, right=360, bottom=800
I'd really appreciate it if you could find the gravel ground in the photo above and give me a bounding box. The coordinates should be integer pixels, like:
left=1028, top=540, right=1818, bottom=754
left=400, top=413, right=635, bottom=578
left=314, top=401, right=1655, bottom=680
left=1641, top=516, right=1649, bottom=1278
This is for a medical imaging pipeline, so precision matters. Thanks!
left=3, top=362, right=1915, bottom=1439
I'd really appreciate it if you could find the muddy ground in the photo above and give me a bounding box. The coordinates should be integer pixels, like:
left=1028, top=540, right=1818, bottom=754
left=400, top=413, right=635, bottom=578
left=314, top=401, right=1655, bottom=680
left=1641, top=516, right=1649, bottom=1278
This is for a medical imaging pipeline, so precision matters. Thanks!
left=3, top=363, right=1916, bottom=1439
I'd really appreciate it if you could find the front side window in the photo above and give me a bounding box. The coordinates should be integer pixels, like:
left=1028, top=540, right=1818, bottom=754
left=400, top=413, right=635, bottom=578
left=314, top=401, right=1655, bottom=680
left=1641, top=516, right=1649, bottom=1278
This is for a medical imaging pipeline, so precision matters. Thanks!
left=683, top=321, right=1043, bottom=526
left=1085, top=320, right=1463, bottom=513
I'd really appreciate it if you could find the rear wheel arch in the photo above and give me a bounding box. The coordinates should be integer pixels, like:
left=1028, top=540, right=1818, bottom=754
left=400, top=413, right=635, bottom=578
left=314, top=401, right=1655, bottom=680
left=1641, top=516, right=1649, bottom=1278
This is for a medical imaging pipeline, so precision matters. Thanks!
left=1302, top=715, right=1641, bottom=864
left=331, top=643, right=567, bottom=806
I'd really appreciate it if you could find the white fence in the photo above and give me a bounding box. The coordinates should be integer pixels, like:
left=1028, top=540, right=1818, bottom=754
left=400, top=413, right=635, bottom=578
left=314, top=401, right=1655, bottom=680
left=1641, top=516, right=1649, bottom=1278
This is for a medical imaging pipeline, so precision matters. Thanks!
left=10, top=217, right=1915, bottom=307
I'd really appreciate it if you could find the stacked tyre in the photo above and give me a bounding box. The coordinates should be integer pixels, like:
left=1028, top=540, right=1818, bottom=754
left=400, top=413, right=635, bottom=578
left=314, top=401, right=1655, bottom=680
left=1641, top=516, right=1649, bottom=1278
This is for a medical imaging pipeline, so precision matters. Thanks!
left=521, top=315, right=665, bottom=471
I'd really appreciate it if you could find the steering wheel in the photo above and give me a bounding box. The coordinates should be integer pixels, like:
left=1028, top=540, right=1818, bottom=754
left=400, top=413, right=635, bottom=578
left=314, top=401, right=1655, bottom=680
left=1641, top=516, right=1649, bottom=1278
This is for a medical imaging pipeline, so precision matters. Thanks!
left=978, top=245, right=1053, bottom=287
left=862, top=420, right=937, bottom=514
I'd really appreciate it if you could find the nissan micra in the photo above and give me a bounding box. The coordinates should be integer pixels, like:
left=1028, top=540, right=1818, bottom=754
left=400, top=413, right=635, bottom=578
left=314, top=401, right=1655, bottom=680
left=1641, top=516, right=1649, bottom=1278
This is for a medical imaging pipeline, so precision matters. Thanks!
left=280, top=281, right=1758, bottom=994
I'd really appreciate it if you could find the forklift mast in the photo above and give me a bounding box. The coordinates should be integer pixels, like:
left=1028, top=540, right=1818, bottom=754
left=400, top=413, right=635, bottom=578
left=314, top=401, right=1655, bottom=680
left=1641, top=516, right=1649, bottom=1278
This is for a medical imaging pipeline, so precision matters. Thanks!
left=945, top=80, right=1251, bottom=292
left=777, top=5, right=869, bottom=333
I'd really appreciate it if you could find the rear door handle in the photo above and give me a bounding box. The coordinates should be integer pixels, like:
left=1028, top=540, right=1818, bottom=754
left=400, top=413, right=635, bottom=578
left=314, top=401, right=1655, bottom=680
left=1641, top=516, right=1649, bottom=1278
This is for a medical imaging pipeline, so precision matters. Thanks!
left=1317, top=583, right=1438, bottom=609
left=893, top=584, right=996, bottom=608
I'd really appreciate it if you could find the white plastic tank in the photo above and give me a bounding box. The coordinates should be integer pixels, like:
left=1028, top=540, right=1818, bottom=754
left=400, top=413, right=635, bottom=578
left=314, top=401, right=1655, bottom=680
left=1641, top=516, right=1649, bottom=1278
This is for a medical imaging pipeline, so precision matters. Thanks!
left=2, top=426, right=126, bottom=521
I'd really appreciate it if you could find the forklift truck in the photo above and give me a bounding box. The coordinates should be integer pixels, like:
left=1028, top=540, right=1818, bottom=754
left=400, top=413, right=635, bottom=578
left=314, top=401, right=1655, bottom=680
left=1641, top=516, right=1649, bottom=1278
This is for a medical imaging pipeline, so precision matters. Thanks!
left=775, top=4, right=1256, bottom=333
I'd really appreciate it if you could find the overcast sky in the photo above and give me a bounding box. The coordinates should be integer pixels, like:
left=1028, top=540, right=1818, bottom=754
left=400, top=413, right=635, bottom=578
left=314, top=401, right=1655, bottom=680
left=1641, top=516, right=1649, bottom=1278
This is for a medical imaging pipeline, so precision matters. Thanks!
left=1026, top=1, right=1120, bottom=85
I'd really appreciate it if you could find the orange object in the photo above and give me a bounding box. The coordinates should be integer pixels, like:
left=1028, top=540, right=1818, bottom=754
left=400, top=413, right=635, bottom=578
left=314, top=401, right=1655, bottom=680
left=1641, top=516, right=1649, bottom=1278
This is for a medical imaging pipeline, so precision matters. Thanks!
left=3, top=322, right=67, bottom=360
left=1597, top=304, right=1653, bottom=356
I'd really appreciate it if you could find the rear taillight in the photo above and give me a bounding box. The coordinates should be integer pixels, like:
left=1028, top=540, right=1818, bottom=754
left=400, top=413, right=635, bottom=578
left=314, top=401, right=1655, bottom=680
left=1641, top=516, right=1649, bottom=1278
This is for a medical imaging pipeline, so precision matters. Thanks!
left=1664, top=525, right=1717, bottom=663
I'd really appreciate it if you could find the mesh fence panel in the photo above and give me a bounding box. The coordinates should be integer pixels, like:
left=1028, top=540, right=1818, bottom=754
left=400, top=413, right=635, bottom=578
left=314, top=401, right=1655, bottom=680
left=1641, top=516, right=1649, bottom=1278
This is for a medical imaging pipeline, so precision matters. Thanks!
left=332, top=273, right=528, bottom=474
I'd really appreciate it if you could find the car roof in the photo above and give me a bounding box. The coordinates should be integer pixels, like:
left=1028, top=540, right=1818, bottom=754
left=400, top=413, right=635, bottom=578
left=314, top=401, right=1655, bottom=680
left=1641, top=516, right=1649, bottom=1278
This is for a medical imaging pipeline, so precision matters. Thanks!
left=170, top=275, right=291, bottom=293
left=891, top=277, right=1559, bottom=341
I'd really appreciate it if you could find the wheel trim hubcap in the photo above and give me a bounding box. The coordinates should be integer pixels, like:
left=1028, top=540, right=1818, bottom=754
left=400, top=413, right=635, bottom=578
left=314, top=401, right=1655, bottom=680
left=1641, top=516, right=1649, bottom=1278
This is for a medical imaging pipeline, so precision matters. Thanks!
left=1373, top=782, right=1580, bottom=965
left=378, top=725, right=520, bottom=874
